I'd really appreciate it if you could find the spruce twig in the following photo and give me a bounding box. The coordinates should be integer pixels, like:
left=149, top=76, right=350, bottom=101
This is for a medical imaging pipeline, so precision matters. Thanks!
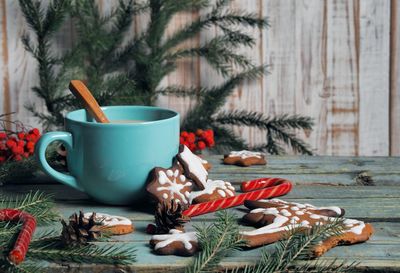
left=0, top=191, right=58, bottom=224
left=185, top=211, right=245, bottom=273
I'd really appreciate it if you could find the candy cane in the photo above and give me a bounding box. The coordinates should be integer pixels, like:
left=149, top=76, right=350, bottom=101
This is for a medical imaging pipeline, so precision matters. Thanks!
left=241, top=177, right=289, bottom=192
left=183, top=177, right=292, bottom=217
left=0, top=209, right=37, bottom=265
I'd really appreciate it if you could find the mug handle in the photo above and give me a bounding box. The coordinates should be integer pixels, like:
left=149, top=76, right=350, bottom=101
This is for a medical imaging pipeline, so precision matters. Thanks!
left=35, top=131, right=83, bottom=191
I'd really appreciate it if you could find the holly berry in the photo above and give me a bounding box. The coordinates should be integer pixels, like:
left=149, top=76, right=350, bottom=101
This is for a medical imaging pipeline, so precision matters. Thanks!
left=146, top=224, right=157, bottom=235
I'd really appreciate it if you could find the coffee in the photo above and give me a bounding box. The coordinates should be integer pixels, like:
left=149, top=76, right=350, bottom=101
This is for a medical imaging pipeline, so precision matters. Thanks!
left=112, top=120, right=146, bottom=124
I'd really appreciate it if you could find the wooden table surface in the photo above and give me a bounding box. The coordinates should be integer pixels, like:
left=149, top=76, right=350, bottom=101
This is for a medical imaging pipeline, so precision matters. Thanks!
left=1, top=155, right=400, bottom=273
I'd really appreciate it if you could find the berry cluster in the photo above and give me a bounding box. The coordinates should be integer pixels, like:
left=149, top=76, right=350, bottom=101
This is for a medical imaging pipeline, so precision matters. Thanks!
left=0, top=128, right=41, bottom=163
left=180, top=129, right=215, bottom=152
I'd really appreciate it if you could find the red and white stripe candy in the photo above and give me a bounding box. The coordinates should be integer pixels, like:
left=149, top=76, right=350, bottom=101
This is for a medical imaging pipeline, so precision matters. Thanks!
left=0, top=209, right=37, bottom=265
left=182, top=177, right=292, bottom=217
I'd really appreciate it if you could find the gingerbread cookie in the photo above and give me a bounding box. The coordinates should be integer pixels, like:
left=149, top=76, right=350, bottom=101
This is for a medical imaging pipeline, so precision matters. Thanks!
left=201, top=159, right=212, bottom=171
left=223, top=150, right=266, bottom=167
left=147, top=165, right=193, bottom=205
left=177, top=145, right=209, bottom=189
left=240, top=199, right=373, bottom=257
left=83, top=212, right=134, bottom=235
left=189, top=179, right=235, bottom=203
left=150, top=229, right=199, bottom=256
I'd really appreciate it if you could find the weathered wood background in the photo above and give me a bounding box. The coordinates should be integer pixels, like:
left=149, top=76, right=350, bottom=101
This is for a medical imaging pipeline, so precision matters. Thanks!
left=0, top=0, right=399, bottom=156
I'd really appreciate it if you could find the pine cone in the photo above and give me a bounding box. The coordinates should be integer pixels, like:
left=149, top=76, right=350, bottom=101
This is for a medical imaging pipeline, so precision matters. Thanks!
left=61, top=211, right=102, bottom=246
left=155, top=200, right=190, bottom=234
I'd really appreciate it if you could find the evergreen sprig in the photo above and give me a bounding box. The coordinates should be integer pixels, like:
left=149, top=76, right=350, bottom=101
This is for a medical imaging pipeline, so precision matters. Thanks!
left=0, top=191, right=58, bottom=224
left=19, top=0, right=314, bottom=154
left=184, top=213, right=354, bottom=273
left=214, top=111, right=314, bottom=155
left=185, top=211, right=245, bottom=273
left=0, top=191, right=136, bottom=272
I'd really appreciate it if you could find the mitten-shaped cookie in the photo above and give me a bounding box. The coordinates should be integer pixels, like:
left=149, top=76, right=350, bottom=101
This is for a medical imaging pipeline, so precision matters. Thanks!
left=241, top=199, right=373, bottom=257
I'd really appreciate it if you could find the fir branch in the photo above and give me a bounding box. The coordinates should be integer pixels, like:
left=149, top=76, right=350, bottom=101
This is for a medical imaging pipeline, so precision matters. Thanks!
left=228, top=220, right=350, bottom=273
left=183, top=65, right=267, bottom=130
left=0, top=157, right=38, bottom=185
left=155, top=86, right=210, bottom=98
left=214, top=111, right=314, bottom=155
left=0, top=191, right=59, bottom=225
left=185, top=211, right=245, bottom=273
left=27, top=240, right=136, bottom=265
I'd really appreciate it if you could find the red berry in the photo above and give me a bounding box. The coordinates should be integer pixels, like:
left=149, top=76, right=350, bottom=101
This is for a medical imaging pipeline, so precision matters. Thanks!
left=0, top=156, right=6, bottom=163
left=187, top=133, right=196, bottom=143
left=195, top=129, right=203, bottom=136
left=0, top=132, right=7, bottom=140
left=31, top=128, right=40, bottom=136
left=17, top=132, right=25, bottom=140
left=146, top=224, right=157, bottom=235
left=26, top=141, right=35, bottom=150
left=6, top=139, right=17, bottom=148
left=179, top=136, right=185, bottom=144
left=23, top=152, right=30, bottom=158
left=17, top=140, right=25, bottom=147
left=180, top=131, right=189, bottom=138
left=197, top=141, right=206, bottom=150
left=189, top=143, right=197, bottom=152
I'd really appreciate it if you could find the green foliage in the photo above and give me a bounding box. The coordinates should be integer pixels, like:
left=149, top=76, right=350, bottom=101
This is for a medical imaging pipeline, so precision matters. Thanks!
left=185, top=213, right=354, bottom=273
left=0, top=191, right=136, bottom=272
left=0, top=191, right=58, bottom=224
left=185, top=211, right=245, bottom=273
left=19, top=0, right=313, bottom=154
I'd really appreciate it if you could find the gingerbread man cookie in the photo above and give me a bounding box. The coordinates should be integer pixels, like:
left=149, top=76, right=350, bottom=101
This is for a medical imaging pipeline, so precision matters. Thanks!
left=150, top=229, right=199, bottom=256
left=83, top=212, right=134, bottom=235
left=189, top=179, right=236, bottom=204
left=177, top=145, right=209, bottom=189
left=223, top=150, right=266, bottom=167
left=147, top=165, right=193, bottom=205
left=241, top=199, right=373, bottom=257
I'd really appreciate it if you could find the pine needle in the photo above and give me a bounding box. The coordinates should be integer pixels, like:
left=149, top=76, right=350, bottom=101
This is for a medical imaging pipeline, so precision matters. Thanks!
left=185, top=211, right=245, bottom=273
left=0, top=191, right=59, bottom=224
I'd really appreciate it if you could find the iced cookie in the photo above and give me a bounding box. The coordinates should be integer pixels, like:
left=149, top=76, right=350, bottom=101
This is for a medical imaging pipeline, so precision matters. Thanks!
left=189, top=179, right=235, bottom=203
left=150, top=229, right=199, bottom=256
left=240, top=199, right=373, bottom=257
left=147, top=165, right=193, bottom=205
left=177, top=145, right=209, bottom=189
left=223, top=150, right=266, bottom=167
left=201, top=159, right=212, bottom=171
left=83, top=212, right=134, bottom=235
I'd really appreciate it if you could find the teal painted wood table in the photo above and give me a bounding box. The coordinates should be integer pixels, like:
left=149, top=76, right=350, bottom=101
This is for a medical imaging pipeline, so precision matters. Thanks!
left=1, top=156, right=399, bottom=272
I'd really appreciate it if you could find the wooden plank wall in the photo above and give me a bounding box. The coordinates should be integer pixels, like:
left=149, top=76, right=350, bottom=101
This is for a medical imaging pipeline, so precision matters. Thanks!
left=0, top=0, right=398, bottom=156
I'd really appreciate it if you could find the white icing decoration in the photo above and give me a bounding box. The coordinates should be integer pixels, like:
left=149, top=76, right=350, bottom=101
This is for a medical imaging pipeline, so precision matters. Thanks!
left=343, top=219, right=366, bottom=235
left=301, top=220, right=310, bottom=226
left=152, top=229, right=197, bottom=250
left=228, top=150, right=264, bottom=159
left=217, top=190, right=226, bottom=197
left=295, top=211, right=304, bottom=215
left=309, top=214, right=321, bottom=219
left=180, top=175, right=186, bottom=181
left=179, top=145, right=208, bottom=187
left=319, top=206, right=342, bottom=216
left=292, top=216, right=300, bottom=221
left=189, top=179, right=235, bottom=203
left=157, top=169, right=192, bottom=204
left=280, top=209, right=291, bottom=217
left=162, top=193, right=168, bottom=199
left=291, top=206, right=300, bottom=211
left=83, top=212, right=131, bottom=226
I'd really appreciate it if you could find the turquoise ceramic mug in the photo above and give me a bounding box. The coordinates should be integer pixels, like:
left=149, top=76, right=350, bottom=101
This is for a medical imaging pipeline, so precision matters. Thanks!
left=35, top=106, right=180, bottom=205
